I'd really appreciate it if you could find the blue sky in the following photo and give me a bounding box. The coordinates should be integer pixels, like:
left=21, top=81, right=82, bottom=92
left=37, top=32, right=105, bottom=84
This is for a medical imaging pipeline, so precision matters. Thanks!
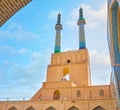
left=0, top=0, right=111, bottom=100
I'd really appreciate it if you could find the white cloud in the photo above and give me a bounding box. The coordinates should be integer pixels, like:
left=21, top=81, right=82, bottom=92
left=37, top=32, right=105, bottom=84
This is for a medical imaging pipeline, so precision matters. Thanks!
left=0, top=46, right=16, bottom=55
left=31, top=52, right=42, bottom=60
left=90, top=49, right=110, bottom=67
left=0, top=46, right=30, bottom=56
left=65, top=1, right=107, bottom=29
left=11, top=51, right=50, bottom=80
left=18, top=48, right=30, bottom=54
left=49, top=11, right=59, bottom=19
left=0, top=23, right=41, bottom=42
left=90, top=49, right=111, bottom=85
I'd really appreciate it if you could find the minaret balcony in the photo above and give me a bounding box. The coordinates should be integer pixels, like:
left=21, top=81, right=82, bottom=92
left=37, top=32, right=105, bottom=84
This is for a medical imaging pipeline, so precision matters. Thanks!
left=77, top=20, right=86, bottom=25
left=55, top=24, right=62, bottom=30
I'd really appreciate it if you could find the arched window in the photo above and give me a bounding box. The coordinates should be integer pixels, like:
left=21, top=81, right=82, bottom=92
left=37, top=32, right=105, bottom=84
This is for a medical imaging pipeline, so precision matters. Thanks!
left=68, top=106, right=79, bottom=110
left=93, top=106, right=106, bottom=110
left=99, top=89, right=104, bottom=96
left=26, top=106, right=35, bottom=110
left=76, top=90, right=81, bottom=97
left=8, top=106, right=17, bottom=110
left=46, top=106, right=56, bottom=110
left=53, top=90, right=60, bottom=100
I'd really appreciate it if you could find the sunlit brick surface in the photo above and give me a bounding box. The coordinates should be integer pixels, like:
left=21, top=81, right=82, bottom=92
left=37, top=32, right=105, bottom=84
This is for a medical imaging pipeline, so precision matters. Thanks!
left=0, top=0, right=31, bottom=26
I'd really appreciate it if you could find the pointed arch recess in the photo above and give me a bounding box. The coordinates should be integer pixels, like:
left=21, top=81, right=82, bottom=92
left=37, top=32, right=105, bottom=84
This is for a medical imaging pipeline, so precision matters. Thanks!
left=62, top=67, right=70, bottom=81
left=99, top=89, right=104, bottom=96
left=26, top=106, right=35, bottom=110
left=63, top=67, right=70, bottom=76
left=76, top=90, right=81, bottom=97
left=53, top=90, right=60, bottom=100
left=68, top=106, right=79, bottom=110
left=8, top=106, right=17, bottom=110
left=93, top=106, right=106, bottom=110
left=45, top=106, right=56, bottom=110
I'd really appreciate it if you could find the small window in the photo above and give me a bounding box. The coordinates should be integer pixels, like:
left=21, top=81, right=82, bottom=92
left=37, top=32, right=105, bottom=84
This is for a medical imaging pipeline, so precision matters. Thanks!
left=67, top=60, right=70, bottom=63
left=99, top=89, right=104, bottom=96
left=76, top=90, right=81, bottom=97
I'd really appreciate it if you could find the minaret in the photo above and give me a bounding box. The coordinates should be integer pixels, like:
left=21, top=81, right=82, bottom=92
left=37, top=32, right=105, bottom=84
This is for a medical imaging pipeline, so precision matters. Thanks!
left=77, top=7, right=86, bottom=49
left=54, top=12, right=62, bottom=53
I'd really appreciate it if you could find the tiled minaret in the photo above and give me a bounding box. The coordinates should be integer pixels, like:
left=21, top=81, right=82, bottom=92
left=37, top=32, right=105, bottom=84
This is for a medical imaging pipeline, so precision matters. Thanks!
left=54, top=12, right=62, bottom=53
left=77, top=7, right=86, bottom=49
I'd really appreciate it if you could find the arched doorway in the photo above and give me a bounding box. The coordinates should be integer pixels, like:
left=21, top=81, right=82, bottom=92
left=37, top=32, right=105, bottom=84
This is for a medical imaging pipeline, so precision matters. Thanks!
left=93, top=106, right=106, bottom=110
left=8, top=106, right=17, bottom=110
left=26, top=106, right=35, bottom=110
left=46, top=106, right=56, bottom=110
left=68, top=106, right=79, bottom=110
left=53, top=90, right=60, bottom=100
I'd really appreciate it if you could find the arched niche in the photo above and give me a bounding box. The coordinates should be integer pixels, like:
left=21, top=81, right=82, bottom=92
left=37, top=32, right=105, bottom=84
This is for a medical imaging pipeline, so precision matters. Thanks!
left=68, top=106, right=79, bottom=110
left=45, top=106, right=56, bottom=110
left=53, top=90, right=60, bottom=100
left=76, top=90, right=81, bottom=97
left=99, top=89, right=104, bottom=96
left=26, top=106, right=35, bottom=110
left=93, top=106, right=106, bottom=110
left=8, top=106, right=17, bottom=110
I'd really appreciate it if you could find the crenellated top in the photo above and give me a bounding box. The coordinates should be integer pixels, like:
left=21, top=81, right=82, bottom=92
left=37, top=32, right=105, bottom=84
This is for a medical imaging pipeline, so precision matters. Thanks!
left=51, top=49, right=89, bottom=65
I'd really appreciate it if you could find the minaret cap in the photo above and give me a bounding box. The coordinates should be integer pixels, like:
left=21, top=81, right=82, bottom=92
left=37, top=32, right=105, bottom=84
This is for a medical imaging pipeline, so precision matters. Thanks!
left=79, top=7, right=84, bottom=20
left=55, top=12, right=62, bottom=30
left=77, top=7, right=86, bottom=25
left=57, top=12, right=61, bottom=24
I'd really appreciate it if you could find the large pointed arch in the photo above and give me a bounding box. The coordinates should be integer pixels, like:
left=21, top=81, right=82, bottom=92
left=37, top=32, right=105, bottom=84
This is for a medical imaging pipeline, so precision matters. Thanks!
left=93, top=106, right=106, bottom=110
left=8, top=106, right=17, bottom=110
left=26, top=106, right=35, bottom=110
left=68, top=106, right=79, bottom=110
left=62, top=67, right=70, bottom=81
left=45, top=106, right=56, bottom=110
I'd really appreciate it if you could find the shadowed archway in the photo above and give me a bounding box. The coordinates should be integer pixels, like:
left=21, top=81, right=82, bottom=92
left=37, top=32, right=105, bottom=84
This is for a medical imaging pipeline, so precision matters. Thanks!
left=93, top=106, right=106, bottom=110
left=8, top=106, right=17, bottom=110
left=26, top=106, right=35, bottom=110
left=46, top=106, right=56, bottom=110
left=68, top=106, right=79, bottom=110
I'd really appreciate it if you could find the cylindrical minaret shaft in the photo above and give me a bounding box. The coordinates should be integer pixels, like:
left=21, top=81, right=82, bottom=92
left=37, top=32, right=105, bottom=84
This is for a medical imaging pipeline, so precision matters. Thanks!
left=54, top=12, right=62, bottom=53
left=77, top=7, right=86, bottom=49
